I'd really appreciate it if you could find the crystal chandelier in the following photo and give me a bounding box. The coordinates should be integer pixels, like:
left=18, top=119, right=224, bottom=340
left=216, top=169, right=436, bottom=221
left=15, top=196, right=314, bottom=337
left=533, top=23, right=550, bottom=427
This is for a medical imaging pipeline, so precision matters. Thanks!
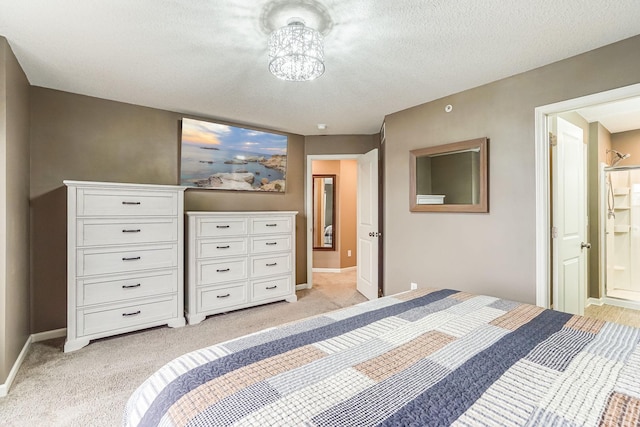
left=268, top=18, right=325, bottom=82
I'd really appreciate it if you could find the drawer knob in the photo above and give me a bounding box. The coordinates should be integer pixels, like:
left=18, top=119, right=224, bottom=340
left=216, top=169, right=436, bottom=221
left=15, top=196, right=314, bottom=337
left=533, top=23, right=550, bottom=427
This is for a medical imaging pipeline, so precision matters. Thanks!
left=266, top=224, right=278, bottom=227
left=122, top=229, right=141, bottom=233
left=122, top=283, right=141, bottom=289
left=217, top=294, right=231, bottom=299
left=216, top=268, right=230, bottom=273
left=122, top=256, right=141, bottom=261
left=266, top=262, right=278, bottom=267
left=217, top=245, right=230, bottom=249
left=122, top=201, right=141, bottom=205
left=266, top=242, right=278, bottom=246
left=216, top=225, right=230, bottom=229
left=266, top=285, right=278, bottom=290
left=122, top=310, right=141, bottom=317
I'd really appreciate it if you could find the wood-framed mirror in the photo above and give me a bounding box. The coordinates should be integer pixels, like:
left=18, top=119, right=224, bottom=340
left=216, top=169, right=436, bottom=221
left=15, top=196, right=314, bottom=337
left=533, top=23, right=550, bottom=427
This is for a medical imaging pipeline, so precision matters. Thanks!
left=410, top=137, right=488, bottom=212
left=313, top=174, right=336, bottom=250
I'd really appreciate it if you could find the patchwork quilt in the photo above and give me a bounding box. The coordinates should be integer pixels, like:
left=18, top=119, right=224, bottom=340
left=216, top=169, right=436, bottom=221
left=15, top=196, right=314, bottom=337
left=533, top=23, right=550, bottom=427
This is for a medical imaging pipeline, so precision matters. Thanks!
left=123, top=289, right=640, bottom=426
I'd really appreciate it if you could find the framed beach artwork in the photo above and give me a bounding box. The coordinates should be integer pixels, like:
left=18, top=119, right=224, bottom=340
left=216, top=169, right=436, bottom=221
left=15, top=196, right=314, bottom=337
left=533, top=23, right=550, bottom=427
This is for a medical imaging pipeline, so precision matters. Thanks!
left=180, top=118, right=288, bottom=192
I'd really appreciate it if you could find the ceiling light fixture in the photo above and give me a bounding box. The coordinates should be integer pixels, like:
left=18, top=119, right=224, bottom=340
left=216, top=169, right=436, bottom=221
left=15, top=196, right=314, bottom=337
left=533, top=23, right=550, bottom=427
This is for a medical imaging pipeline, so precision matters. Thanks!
left=268, top=18, right=325, bottom=82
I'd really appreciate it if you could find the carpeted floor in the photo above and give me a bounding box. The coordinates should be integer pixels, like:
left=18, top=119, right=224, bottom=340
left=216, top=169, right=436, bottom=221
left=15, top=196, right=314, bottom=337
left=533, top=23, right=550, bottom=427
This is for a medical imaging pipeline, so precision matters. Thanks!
left=0, top=271, right=365, bottom=426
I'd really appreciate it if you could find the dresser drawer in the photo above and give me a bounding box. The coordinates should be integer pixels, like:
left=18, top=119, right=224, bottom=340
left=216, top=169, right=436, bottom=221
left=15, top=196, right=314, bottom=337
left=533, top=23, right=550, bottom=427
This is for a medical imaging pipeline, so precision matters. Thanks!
left=197, top=257, right=248, bottom=285
left=77, top=269, right=177, bottom=306
left=196, top=217, right=247, bottom=237
left=251, top=276, right=292, bottom=302
left=77, top=244, right=177, bottom=276
left=197, top=238, right=248, bottom=258
left=78, top=295, right=178, bottom=337
left=77, top=188, right=178, bottom=216
left=77, top=218, right=178, bottom=246
left=250, top=235, right=292, bottom=254
left=199, top=282, right=248, bottom=312
left=250, top=253, right=292, bottom=278
left=250, top=216, right=293, bottom=235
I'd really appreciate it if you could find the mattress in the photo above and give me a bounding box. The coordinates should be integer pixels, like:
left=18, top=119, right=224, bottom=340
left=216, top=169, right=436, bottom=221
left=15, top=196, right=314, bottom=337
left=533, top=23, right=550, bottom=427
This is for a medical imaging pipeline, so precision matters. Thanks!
left=123, top=288, right=640, bottom=426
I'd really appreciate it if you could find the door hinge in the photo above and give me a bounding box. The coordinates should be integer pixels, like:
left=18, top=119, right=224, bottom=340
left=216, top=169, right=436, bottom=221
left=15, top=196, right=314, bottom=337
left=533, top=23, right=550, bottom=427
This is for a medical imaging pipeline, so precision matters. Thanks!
left=549, top=132, right=557, bottom=147
left=551, top=226, right=558, bottom=239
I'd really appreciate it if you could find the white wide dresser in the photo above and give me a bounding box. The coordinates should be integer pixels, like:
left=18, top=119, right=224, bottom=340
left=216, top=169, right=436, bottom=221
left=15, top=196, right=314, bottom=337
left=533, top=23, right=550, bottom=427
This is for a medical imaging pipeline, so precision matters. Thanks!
left=64, top=180, right=186, bottom=352
left=186, top=211, right=298, bottom=325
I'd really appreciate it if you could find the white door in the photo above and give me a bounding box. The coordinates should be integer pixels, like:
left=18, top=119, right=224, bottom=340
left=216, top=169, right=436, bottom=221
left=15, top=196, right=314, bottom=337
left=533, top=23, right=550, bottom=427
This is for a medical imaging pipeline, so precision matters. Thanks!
left=553, top=117, right=587, bottom=315
left=357, top=149, right=379, bottom=300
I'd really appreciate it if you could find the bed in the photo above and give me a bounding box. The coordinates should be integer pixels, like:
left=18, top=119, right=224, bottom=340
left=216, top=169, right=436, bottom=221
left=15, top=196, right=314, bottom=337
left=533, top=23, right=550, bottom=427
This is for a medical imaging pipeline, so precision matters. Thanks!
left=123, top=288, right=640, bottom=426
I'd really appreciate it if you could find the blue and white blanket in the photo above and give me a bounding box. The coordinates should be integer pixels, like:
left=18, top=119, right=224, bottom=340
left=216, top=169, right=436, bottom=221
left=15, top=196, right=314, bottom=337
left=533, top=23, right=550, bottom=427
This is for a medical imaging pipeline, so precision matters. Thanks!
left=124, top=289, right=640, bottom=426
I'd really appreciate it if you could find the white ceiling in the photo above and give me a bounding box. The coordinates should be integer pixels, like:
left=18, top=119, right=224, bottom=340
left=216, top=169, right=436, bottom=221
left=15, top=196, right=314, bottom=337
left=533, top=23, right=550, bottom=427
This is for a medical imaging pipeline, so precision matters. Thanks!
left=1, top=0, right=640, bottom=136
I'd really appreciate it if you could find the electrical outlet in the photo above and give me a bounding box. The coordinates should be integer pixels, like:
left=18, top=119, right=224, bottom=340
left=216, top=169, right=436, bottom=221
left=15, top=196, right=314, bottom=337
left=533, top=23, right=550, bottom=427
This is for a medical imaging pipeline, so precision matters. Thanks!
left=410, top=282, right=417, bottom=290
left=347, top=250, right=352, bottom=257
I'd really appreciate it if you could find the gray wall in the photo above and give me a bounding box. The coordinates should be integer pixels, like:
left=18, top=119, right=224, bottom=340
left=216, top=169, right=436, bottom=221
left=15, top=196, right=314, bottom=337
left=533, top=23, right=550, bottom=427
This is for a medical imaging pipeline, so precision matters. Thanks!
left=0, top=37, right=30, bottom=385
left=29, top=92, right=380, bottom=334
left=30, top=87, right=305, bottom=333
left=305, top=135, right=378, bottom=156
left=384, top=35, right=640, bottom=303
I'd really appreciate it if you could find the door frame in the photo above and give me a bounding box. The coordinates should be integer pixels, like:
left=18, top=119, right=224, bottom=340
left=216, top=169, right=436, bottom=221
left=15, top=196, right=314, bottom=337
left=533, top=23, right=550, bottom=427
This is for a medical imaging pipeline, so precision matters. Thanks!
left=305, top=154, right=361, bottom=289
left=534, top=82, right=640, bottom=309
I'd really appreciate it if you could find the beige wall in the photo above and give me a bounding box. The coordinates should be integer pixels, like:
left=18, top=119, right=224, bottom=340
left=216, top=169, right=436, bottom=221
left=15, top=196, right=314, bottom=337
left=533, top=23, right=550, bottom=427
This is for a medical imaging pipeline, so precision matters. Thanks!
left=29, top=87, right=305, bottom=333
left=611, top=129, right=640, bottom=165
left=384, top=35, right=640, bottom=302
left=0, top=37, right=30, bottom=385
left=588, top=122, right=612, bottom=299
left=339, top=160, right=357, bottom=269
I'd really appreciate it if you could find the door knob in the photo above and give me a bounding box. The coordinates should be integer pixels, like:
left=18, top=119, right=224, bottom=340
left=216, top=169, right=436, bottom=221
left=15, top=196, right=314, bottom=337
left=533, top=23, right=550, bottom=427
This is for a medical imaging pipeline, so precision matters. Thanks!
left=581, top=242, right=591, bottom=249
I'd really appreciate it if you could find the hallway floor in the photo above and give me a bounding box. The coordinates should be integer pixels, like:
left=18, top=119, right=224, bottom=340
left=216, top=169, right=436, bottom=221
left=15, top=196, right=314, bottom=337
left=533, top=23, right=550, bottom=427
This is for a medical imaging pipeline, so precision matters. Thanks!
left=584, top=304, right=640, bottom=328
left=310, top=269, right=367, bottom=307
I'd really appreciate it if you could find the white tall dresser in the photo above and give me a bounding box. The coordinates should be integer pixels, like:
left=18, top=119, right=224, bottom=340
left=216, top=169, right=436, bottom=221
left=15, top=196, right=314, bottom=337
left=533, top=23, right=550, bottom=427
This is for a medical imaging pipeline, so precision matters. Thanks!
left=186, top=211, right=298, bottom=325
left=64, top=180, right=186, bottom=352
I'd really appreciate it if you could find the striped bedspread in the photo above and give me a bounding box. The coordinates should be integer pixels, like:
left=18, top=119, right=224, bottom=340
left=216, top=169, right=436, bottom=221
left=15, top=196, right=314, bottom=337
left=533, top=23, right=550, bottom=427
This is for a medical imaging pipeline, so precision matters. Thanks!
left=123, top=289, right=640, bottom=426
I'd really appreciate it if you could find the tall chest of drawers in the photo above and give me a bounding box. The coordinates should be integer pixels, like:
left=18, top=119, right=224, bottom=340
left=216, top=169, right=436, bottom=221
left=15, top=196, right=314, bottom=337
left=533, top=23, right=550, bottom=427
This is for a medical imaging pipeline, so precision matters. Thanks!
left=186, top=211, right=298, bottom=325
left=64, top=180, right=186, bottom=352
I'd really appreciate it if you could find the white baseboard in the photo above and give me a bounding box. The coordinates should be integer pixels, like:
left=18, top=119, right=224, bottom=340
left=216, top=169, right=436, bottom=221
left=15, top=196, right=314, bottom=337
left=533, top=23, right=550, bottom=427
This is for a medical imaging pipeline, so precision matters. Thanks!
left=604, top=297, right=640, bottom=310
left=0, top=327, right=67, bottom=398
left=32, top=328, right=67, bottom=343
left=295, top=283, right=310, bottom=291
left=586, top=297, right=604, bottom=307
left=0, top=335, right=32, bottom=398
left=312, top=266, right=357, bottom=273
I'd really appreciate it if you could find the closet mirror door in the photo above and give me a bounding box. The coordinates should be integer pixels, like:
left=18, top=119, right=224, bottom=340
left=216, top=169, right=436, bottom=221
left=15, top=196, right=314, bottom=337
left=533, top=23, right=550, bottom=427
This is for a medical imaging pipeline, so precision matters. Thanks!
left=313, top=175, right=336, bottom=250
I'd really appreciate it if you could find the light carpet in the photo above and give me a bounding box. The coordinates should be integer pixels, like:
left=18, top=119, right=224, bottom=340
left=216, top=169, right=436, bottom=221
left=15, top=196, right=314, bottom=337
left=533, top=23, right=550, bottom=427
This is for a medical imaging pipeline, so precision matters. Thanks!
left=0, top=272, right=366, bottom=426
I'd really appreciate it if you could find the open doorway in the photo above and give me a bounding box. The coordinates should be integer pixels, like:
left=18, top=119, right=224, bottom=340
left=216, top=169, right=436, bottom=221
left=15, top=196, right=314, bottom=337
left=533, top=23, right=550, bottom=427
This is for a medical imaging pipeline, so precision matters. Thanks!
left=535, top=83, right=640, bottom=316
left=305, top=151, right=380, bottom=301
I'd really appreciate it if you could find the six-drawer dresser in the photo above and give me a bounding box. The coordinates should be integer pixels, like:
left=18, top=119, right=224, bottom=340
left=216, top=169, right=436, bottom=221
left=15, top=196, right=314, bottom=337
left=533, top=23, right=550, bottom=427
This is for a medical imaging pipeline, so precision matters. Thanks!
left=64, top=181, right=186, bottom=352
left=185, top=211, right=298, bottom=325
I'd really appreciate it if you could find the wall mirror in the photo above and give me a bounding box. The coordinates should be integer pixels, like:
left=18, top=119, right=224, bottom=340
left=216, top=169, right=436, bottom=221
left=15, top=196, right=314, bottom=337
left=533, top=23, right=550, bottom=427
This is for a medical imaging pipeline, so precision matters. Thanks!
left=313, top=175, right=336, bottom=250
left=410, top=137, right=488, bottom=212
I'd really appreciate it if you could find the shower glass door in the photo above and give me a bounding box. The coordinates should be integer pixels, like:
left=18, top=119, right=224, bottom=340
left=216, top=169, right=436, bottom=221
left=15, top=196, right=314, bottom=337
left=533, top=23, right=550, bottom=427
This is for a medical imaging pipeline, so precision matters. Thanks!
left=605, top=168, right=640, bottom=301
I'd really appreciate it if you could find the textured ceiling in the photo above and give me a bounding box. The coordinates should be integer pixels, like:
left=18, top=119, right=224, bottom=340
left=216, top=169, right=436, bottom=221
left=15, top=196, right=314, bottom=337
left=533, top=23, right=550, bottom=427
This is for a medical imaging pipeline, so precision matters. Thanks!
left=1, top=0, right=639, bottom=136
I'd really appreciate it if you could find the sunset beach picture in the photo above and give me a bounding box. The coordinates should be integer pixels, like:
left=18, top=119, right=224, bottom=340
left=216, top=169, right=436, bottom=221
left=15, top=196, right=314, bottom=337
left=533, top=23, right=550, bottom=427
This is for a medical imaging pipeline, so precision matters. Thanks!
left=180, top=118, right=288, bottom=192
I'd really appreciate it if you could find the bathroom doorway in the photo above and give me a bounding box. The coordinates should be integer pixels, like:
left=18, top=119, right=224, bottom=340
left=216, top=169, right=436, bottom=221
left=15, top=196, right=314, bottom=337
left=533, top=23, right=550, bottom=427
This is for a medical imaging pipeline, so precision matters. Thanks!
left=535, top=84, right=640, bottom=314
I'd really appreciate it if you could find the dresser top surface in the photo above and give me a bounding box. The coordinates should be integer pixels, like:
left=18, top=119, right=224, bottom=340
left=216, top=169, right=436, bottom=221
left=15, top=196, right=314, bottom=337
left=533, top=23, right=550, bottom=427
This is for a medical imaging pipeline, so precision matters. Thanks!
left=64, top=180, right=187, bottom=191
left=186, top=211, right=298, bottom=216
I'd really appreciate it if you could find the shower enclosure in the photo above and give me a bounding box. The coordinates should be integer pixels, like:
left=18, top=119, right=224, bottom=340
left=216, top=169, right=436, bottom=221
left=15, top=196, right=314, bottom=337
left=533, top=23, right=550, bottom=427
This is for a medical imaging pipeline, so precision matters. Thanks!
left=604, top=161, right=640, bottom=302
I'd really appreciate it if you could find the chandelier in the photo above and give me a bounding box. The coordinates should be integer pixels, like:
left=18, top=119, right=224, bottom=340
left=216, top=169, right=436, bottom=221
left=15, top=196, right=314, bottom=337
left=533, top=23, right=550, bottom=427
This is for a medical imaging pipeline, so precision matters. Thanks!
left=268, top=18, right=325, bottom=82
